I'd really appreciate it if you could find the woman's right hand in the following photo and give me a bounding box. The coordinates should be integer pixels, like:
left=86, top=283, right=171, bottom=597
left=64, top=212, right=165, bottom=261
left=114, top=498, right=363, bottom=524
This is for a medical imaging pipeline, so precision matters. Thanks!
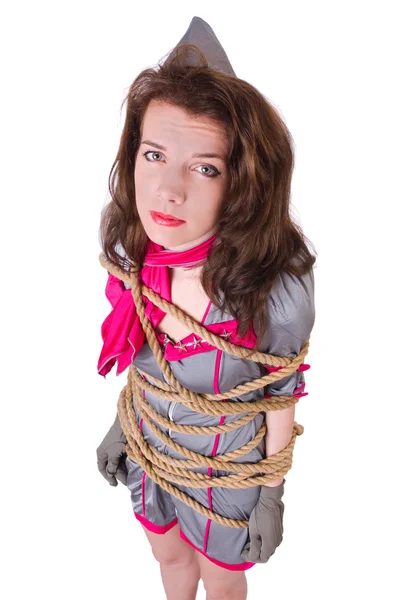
left=96, top=414, right=128, bottom=486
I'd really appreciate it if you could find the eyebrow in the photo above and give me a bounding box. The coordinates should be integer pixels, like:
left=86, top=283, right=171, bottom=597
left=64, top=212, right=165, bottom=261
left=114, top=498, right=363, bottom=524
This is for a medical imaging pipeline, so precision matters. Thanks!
left=141, top=139, right=226, bottom=161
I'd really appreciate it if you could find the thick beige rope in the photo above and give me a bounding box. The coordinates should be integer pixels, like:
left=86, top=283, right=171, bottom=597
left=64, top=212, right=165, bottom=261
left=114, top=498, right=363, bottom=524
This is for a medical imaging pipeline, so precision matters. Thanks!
left=99, top=253, right=310, bottom=528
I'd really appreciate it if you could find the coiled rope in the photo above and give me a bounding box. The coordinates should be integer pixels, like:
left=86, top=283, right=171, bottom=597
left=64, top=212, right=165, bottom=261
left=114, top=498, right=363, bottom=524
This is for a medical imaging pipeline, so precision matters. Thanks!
left=99, top=253, right=310, bottom=528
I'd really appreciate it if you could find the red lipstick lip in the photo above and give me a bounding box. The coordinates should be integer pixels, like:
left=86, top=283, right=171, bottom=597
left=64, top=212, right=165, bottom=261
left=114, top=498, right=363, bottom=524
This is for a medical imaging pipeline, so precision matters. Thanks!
left=150, top=211, right=185, bottom=223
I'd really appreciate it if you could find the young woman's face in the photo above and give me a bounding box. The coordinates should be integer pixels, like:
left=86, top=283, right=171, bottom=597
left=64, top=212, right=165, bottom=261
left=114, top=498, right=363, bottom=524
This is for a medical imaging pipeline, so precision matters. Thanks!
left=134, top=100, right=230, bottom=251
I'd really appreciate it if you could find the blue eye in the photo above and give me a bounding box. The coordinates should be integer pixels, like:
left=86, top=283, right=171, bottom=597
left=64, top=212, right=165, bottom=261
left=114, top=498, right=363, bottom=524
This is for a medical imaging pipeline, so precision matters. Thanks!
left=142, top=150, right=221, bottom=178
left=143, top=150, right=163, bottom=162
left=197, top=165, right=220, bottom=177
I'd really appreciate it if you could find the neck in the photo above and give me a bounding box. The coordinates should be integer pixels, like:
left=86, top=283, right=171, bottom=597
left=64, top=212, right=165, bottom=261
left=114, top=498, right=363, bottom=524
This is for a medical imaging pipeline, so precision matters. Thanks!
left=162, top=228, right=217, bottom=254
left=170, top=264, right=204, bottom=283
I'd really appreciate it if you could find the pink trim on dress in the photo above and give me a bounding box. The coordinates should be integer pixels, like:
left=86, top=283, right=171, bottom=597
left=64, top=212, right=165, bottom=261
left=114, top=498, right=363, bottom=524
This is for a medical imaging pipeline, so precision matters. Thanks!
left=158, top=319, right=257, bottom=362
left=267, top=363, right=311, bottom=373
left=139, top=378, right=147, bottom=518
left=134, top=512, right=179, bottom=535
left=141, top=473, right=147, bottom=518
left=203, top=349, right=224, bottom=554
left=201, top=299, right=212, bottom=324
left=293, top=381, right=306, bottom=395
left=203, top=518, right=212, bottom=556
left=139, top=416, right=147, bottom=519
left=180, top=529, right=256, bottom=571
left=265, top=365, right=284, bottom=373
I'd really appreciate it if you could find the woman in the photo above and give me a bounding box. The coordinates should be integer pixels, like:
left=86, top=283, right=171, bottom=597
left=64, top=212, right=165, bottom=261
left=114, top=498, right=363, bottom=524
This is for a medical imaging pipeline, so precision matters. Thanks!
left=96, top=16, right=316, bottom=600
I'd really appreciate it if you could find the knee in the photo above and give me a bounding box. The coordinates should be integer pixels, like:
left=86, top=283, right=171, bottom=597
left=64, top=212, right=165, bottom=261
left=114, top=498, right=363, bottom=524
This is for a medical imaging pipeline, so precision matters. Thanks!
left=151, top=546, right=197, bottom=568
left=202, top=584, right=232, bottom=599
left=202, top=576, right=247, bottom=600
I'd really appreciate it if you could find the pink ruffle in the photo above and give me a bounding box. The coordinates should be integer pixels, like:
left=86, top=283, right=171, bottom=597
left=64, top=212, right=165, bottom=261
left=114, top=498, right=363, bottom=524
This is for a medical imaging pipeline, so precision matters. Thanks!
left=98, top=268, right=171, bottom=377
left=97, top=294, right=142, bottom=377
left=104, top=273, right=125, bottom=308
left=97, top=274, right=146, bottom=377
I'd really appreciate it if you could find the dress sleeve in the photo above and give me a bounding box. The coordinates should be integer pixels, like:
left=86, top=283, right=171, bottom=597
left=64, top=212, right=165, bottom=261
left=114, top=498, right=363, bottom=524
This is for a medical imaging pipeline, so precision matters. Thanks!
left=258, top=267, right=316, bottom=399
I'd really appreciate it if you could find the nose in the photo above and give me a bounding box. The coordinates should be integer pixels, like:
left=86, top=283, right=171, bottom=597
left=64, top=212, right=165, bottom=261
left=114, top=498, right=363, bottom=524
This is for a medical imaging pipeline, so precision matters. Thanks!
left=156, top=169, right=186, bottom=205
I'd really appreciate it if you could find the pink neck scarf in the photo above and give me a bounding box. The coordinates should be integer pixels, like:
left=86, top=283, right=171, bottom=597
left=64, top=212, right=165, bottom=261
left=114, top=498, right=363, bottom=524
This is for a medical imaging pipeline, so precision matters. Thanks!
left=97, top=233, right=217, bottom=377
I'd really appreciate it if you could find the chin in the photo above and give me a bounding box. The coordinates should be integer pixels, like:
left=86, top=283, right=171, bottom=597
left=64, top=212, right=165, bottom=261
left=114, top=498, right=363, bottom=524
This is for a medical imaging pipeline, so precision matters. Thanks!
left=145, top=224, right=188, bottom=247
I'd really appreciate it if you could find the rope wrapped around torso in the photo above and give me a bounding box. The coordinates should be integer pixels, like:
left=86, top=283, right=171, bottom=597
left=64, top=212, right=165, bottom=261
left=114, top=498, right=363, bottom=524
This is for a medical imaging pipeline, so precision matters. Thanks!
left=99, top=253, right=310, bottom=529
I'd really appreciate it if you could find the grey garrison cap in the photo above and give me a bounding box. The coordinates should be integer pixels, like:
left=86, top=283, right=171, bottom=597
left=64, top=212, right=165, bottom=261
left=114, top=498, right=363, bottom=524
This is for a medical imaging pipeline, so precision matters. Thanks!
left=162, top=16, right=237, bottom=78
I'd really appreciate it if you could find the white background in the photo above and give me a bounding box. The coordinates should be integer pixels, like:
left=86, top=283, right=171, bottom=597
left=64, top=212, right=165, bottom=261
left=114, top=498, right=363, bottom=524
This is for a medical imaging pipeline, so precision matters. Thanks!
left=1, top=1, right=396, bottom=598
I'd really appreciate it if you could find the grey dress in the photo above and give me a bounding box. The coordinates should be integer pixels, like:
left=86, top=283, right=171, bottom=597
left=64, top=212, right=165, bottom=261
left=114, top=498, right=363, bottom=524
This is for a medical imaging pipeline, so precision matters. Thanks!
left=125, top=268, right=315, bottom=570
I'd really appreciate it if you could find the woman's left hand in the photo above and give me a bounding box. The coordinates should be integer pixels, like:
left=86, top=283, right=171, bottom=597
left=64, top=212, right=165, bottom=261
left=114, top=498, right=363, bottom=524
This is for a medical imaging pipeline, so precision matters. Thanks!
left=240, top=478, right=285, bottom=563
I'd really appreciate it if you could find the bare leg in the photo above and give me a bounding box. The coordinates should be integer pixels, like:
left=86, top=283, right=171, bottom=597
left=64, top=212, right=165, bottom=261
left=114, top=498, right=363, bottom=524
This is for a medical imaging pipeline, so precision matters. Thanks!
left=197, top=552, right=248, bottom=600
left=141, top=523, right=201, bottom=600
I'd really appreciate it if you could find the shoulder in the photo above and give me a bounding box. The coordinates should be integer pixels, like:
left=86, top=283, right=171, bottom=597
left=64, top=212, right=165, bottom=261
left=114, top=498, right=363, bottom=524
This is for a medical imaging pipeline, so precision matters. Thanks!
left=268, top=268, right=315, bottom=328
left=258, top=267, right=316, bottom=355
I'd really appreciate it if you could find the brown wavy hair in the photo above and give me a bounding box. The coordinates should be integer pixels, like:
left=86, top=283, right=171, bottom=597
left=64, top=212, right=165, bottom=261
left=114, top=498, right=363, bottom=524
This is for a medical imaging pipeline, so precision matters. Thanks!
left=99, top=44, right=317, bottom=355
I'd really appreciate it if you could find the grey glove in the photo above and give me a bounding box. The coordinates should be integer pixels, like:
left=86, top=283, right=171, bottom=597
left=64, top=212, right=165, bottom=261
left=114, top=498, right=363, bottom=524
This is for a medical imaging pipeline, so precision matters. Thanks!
left=240, top=479, right=285, bottom=563
left=96, top=414, right=128, bottom=487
